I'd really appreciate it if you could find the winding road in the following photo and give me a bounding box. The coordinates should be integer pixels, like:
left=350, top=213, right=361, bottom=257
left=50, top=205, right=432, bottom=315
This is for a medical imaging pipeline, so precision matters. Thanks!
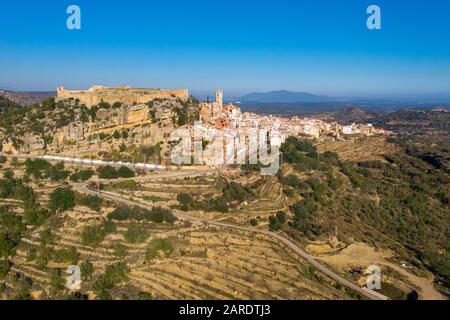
left=74, top=180, right=389, bottom=301
left=2, top=152, right=388, bottom=300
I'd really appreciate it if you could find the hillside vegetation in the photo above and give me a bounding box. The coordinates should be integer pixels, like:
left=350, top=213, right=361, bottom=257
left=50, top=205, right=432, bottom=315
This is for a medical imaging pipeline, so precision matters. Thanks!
left=275, top=136, right=449, bottom=292
left=0, top=96, right=199, bottom=154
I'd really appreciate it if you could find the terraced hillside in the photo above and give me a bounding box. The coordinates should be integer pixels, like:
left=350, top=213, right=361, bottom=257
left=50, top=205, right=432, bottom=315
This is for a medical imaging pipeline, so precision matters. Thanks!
left=3, top=198, right=350, bottom=300
left=1, top=158, right=355, bottom=300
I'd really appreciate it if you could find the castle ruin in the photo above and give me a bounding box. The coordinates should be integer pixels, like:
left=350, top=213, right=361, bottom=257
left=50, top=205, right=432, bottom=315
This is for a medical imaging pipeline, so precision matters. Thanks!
left=56, top=85, right=189, bottom=107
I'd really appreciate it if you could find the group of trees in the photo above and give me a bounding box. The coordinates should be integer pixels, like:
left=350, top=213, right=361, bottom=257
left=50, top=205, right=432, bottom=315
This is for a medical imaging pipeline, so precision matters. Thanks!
left=178, top=192, right=230, bottom=213
left=75, top=193, right=103, bottom=212
left=50, top=188, right=76, bottom=212
left=0, top=97, right=78, bottom=150
left=0, top=207, right=26, bottom=259
left=124, top=224, right=149, bottom=244
left=145, top=239, right=173, bottom=261
left=81, top=220, right=116, bottom=247
left=70, top=169, right=94, bottom=182
left=92, top=262, right=129, bottom=299
left=172, top=97, right=200, bottom=126
left=222, top=181, right=253, bottom=203
left=177, top=181, right=253, bottom=214
left=281, top=137, right=323, bottom=172
left=97, top=165, right=135, bottom=179
left=112, top=130, right=129, bottom=140
left=107, top=206, right=175, bottom=224
left=0, top=205, right=26, bottom=287
left=24, top=208, right=52, bottom=226
left=173, top=106, right=188, bottom=126
left=268, top=211, right=287, bottom=231
left=0, top=171, right=37, bottom=210
left=0, top=175, right=81, bottom=281
left=27, top=244, right=79, bottom=268
left=25, top=159, right=70, bottom=181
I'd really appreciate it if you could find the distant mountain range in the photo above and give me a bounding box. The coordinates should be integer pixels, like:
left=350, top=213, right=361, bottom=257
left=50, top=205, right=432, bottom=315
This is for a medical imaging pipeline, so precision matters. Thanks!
left=239, top=90, right=329, bottom=103
left=230, top=90, right=450, bottom=114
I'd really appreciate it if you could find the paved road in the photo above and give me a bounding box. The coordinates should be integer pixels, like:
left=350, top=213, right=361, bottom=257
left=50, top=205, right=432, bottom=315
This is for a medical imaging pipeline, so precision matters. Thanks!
left=0, top=153, right=216, bottom=175
left=75, top=183, right=389, bottom=301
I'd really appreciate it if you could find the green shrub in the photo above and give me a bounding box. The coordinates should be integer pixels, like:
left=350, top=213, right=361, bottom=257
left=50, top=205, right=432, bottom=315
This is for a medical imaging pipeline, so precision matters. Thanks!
left=145, top=239, right=173, bottom=261
left=48, top=163, right=70, bottom=181
left=39, top=228, right=54, bottom=246
left=24, top=208, right=52, bottom=226
left=211, top=197, right=229, bottom=213
left=124, top=224, right=149, bottom=244
left=13, top=184, right=37, bottom=210
left=108, top=206, right=175, bottom=224
left=269, top=216, right=282, bottom=231
left=276, top=211, right=286, bottom=224
left=92, top=262, right=129, bottom=294
left=53, top=246, right=79, bottom=264
left=70, top=169, right=94, bottom=182
left=80, top=260, right=94, bottom=280
left=50, top=188, right=75, bottom=212
left=137, top=292, right=152, bottom=300
left=222, top=182, right=253, bottom=203
left=108, top=206, right=136, bottom=221
left=0, top=208, right=25, bottom=258
left=12, top=274, right=32, bottom=300
left=24, top=158, right=51, bottom=179
left=49, top=269, right=65, bottom=293
left=76, top=194, right=103, bottom=212
left=118, top=166, right=135, bottom=178
left=111, top=243, right=128, bottom=258
left=81, top=220, right=116, bottom=246
left=177, top=193, right=194, bottom=211
left=0, top=259, right=11, bottom=280
left=114, top=180, right=137, bottom=190
left=97, top=166, right=119, bottom=179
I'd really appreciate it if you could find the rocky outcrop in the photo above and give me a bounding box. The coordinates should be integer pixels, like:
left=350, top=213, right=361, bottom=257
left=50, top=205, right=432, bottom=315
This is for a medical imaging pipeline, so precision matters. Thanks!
left=54, top=121, right=85, bottom=146
left=16, top=134, right=46, bottom=153
left=1, top=142, right=18, bottom=154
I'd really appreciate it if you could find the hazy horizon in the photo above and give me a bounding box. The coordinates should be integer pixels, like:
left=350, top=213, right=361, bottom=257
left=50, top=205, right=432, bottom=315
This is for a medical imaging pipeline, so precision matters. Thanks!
left=2, top=86, right=450, bottom=104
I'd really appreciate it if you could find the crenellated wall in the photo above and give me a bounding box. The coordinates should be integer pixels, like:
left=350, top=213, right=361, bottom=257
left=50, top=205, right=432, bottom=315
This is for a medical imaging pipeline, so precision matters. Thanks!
left=56, top=85, right=189, bottom=107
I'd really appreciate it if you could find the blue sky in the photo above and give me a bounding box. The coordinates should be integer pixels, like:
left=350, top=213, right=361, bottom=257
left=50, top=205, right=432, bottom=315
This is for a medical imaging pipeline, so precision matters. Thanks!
left=0, top=0, right=449, bottom=98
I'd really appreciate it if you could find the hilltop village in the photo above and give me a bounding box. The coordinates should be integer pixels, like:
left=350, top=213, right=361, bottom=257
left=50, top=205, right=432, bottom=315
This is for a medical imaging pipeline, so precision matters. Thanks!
left=0, top=86, right=391, bottom=160
left=197, top=90, right=390, bottom=140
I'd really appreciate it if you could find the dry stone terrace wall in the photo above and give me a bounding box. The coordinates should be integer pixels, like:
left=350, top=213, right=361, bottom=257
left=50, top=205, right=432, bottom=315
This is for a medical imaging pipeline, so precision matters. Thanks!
left=56, top=86, right=189, bottom=107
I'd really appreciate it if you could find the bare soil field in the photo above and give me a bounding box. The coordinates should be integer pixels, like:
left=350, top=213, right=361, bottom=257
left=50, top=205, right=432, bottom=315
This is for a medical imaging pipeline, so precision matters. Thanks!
left=315, top=242, right=445, bottom=300
left=315, top=136, right=400, bottom=162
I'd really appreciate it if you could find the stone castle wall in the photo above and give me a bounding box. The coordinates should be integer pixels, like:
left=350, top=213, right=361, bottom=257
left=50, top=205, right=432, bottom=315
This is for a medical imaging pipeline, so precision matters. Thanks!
left=56, top=86, right=189, bottom=107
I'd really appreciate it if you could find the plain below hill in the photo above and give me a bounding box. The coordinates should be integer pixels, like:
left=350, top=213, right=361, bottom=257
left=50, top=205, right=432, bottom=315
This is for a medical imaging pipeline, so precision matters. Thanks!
left=0, top=90, right=55, bottom=107
left=239, top=90, right=329, bottom=103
